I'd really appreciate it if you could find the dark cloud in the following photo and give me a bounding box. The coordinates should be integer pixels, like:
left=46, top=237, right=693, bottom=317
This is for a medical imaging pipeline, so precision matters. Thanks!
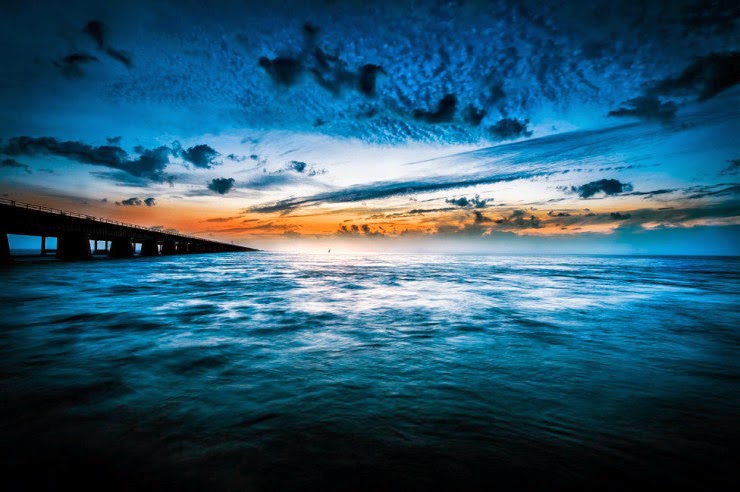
left=259, top=56, right=304, bottom=86
left=83, top=20, right=133, bottom=68
left=203, top=216, right=241, bottom=223
left=445, top=195, right=491, bottom=208
left=720, top=158, right=740, bottom=175
left=463, top=106, right=487, bottom=126
left=181, top=144, right=220, bottom=169
left=651, top=52, right=740, bottom=102
left=337, top=223, right=385, bottom=236
left=683, top=0, right=740, bottom=34
left=684, top=183, right=740, bottom=199
left=609, top=52, right=739, bottom=123
left=0, top=136, right=172, bottom=182
left=290, top=161, right=307, bottom=173
left=104, top=47, right=133, bottom=69
left=608, top=96, right=678, bottom=123
left=610, top=212, right=631, bottom=220
left=473, top=210, right=493, bottom=224
left=1, top=158, right=31, bottom=174
left=128, top=146, right=172, bottom=181
left=55, top=53, right=99, bottom=77
left=303, top=22, right=320, bottom=43
left=547, top=210, right=571, bottom=217
left=208, top=177, right=236, bottom=195
left=413, top=94, right=457, bottom=123
left=144, top=197, right=156, bottom=207
left=495, top=209, right=541, bottom=229
left=119, top=197, right=142, bottom=206
left=260, top=24, right=385, bottom=101
left=357, top=64, right=385, bottom=97
left=106, top=136, right=122, bottom=144
left=571, top=179, right=634, bottom=199
left=83, top=20, right=106, bottom=49
left=489, top=118, right=532, bottom=140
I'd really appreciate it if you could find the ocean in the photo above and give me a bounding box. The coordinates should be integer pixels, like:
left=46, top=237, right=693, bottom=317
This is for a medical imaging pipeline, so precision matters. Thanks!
left=1, top=253, right=738, bottom=490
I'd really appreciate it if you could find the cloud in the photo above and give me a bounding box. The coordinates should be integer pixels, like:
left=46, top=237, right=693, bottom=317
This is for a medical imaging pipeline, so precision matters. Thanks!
left=259, top=56, right=304, bottom=86
left=445, top=195, right=491, bottom=208
left=489, top=118, right=532, bottom=140
left=651, top=51, right=740, bottom=102
left=607, top=96, right=678, bottom=123
left=720, top=158, right=740, bottom=175
left=181, top=144, right=220, bottom=169
left=106, top=136, right=122, bottom=144
left=463, top=106, right=487, bottom=126
left=226, top=154, right=248, bottom=162
left=290, top=161, right=307, bottom=173
left=337, top=223, right=385, bottom=236
left=683, top=0, right=740, bottom=34
left=83, top=20, right=106, bottom=49
left=608, top=52, right=739, bottom=123
left=83, top=20, right=133, bottom=68
left=119, top=197, right=142, bottom=206
left=357, top=64, right=385, bottom=97
left=54, top=53, right=99, bottom=77
left=610, top=212, right=631, bottom=220
left=249, top=167, right=550, bottom=214
left=1, top=158, right=31, bottom=174
left=203, top=216, right=241, bottom=223
left=571, top=179, right=634, bottom=199
left=473, top=210, right=493, bottom=224
left=495, top=209, right=541, bottom=229
left=265, top=24, right=387, bottom=98
left=0, top=136, right=172, bottom=182
left=208, top=177, right=236, bottom=194
left=144, top=197, right=156, bottom=207
left=413, top=94, right=457, bottom=123
left=104, top=47, right=133, bottom=69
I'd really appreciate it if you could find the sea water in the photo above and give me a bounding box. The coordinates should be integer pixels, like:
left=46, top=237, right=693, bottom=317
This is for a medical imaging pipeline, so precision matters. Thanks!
left=1, top=253, right=738, bottom=490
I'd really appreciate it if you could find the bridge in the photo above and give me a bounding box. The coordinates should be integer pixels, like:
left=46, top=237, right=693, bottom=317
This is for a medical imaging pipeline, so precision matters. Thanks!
left=1, top=198, right=257, bottom=262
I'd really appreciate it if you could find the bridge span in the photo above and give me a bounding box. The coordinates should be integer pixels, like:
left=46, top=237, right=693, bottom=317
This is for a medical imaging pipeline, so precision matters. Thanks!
left=1, top=198, right=257, bottom=262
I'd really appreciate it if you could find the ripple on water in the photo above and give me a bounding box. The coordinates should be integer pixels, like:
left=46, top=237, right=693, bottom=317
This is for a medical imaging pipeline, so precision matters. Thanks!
left=0, top=253, right=738, bottom=489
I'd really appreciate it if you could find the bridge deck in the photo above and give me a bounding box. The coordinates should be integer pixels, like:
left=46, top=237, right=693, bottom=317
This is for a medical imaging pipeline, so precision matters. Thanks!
left=1, top=198, right=256, bottom=260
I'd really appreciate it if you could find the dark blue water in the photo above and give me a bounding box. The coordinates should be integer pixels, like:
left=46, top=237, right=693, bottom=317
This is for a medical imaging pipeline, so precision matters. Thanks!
left=1, top=253, right=738, bottom=490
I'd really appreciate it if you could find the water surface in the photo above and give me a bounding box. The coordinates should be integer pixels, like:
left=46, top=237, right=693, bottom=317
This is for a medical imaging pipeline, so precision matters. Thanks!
left=1, top=253, right=738, bottom=490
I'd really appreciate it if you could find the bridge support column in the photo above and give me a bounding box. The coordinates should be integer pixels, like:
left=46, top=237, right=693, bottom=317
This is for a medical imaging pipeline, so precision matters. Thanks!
left=41, top=236, right=47, bottom=256
left=56, top=233, right=92, bottom=260
left=161, top=240, right=177, bottom=255
left=1, top=232, right=11, bottom=264
left=109, top=237, right=135, bottom=258
left=175, top=242, right=188, bottom=254
left=140, top=239, right=159, bottom=257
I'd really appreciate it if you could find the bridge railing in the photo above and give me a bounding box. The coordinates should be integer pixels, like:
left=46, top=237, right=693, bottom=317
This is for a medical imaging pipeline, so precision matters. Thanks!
left=0, top=197, right=216, bottom=244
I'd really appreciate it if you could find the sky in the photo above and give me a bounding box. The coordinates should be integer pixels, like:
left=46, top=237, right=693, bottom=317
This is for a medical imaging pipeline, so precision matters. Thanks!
left=0, top=0, right=738, bottom=254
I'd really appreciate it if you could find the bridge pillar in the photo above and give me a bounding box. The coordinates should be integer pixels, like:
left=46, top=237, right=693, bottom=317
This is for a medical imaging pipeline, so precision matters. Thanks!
left=109, top=237, right=135, bottom=258
left=1, top=232, right=11, bottom=264
left=175, top=242, right=188, bottom=254
left=161, top=240, right=177, bottom=255
left=140, top=239, right=159, bottom=257
left=41, top=236, right=47, bottom=256
left=56, top=233, right=92, bottom=260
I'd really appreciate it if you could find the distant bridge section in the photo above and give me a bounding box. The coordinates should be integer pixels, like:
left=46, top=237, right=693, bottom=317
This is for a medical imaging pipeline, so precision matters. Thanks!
left=1, top=198, right=257, bottom=262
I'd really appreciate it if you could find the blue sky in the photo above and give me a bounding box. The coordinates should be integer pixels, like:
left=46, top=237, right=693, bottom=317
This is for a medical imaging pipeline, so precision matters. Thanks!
left=0, top=0, right=738, bottom=253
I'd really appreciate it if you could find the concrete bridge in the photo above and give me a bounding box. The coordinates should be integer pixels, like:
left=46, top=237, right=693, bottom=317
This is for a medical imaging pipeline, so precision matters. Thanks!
left=1, top=198, right=257, bottom=262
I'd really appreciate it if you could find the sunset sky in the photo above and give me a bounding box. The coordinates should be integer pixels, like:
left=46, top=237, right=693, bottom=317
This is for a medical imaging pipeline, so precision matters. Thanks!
left=1, top=0, right=738, bottom=254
